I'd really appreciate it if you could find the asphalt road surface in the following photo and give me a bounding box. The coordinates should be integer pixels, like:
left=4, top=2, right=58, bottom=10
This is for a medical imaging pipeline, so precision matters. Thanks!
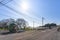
left=0, top=28, right=59, bottom=40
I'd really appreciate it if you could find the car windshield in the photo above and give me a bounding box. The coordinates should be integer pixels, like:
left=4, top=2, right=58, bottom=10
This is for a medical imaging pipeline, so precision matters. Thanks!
left=0, top=0, right=60, bottom=40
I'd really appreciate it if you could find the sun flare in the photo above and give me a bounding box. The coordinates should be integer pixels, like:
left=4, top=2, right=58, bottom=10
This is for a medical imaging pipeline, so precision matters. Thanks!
left=21, top=1, right=29, bottom=11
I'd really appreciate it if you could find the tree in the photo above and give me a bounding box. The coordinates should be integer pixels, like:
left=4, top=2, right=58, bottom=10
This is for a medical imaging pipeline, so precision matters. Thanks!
left=8, top=23, right=17, bottom=32
left=0, top=18, right=16, bottom=30
left=44, top=23, right=57, bottom=29
left=7, top=18, right=16, bottom=25
left=50, top=23, right=57, bottom=27
left=0, top=18, right=28, bottom=32
left=16, top=18, right=28, bottom=30
left=0, top=19, right=9, bottom=29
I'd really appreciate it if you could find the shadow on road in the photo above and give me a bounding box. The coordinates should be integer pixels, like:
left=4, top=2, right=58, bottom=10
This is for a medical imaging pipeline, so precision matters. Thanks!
left=0, top=31, right=25, bottom=35
left=0, top=32, right=15, bottom=35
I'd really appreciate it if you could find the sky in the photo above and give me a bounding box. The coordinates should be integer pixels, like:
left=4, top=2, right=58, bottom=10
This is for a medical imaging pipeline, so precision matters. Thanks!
left=0, top=0, right=60, bottom=27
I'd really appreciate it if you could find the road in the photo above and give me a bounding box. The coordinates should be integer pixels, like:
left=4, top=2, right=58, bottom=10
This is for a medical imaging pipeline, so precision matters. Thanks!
left=0, top=28, right=59, bottom=40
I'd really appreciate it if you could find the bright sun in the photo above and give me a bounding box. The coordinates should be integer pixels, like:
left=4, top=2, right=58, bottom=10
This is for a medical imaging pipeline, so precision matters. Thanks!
left=21, top=1, right=29, bottom=11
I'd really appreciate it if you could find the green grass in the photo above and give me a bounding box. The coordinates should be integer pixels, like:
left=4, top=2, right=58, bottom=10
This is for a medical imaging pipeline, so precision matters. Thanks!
left=0, top=28, right=8, bottom=30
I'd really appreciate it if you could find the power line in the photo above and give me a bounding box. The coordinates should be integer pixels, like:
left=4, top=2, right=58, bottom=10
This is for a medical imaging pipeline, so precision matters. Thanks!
left=0, top=13, right=16, bottom=19
left=0, top=0, right=12, bottom=4
left=0, top=0, right=41, bottom=27
left=11, top=0, right=41, bottom=22
left=0, top=0, right=41, bottom=22
left=0, top=1, right=40, bottom=22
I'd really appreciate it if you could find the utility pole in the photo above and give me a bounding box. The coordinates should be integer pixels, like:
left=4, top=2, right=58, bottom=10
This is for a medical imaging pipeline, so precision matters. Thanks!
left=33, top=20, right=34, bottom=30
left=42, top=17, right=44, bottom=26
